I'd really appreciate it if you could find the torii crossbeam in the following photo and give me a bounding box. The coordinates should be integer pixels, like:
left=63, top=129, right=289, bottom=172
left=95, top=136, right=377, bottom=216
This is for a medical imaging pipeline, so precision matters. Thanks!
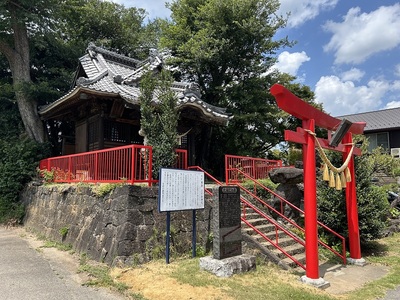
left=270, top=84, right=366, bottom=285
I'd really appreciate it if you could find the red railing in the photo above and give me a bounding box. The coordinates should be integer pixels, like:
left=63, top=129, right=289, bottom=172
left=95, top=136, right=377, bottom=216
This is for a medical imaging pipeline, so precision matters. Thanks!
left=188, top=166, right=223, bottom=195
left=234, top=169, right=347, bottom=265
left=189, top=165, right=309, bottom=269
left=39, top=145, right=188, bottom=185
left=225, top=154, right=282, bottom=183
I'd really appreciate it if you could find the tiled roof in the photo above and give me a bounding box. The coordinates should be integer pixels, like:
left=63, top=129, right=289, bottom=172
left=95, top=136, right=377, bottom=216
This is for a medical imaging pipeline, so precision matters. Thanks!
left=40, top=44, right=232, bottom=125
left=339, top=107, right=400, bottom=132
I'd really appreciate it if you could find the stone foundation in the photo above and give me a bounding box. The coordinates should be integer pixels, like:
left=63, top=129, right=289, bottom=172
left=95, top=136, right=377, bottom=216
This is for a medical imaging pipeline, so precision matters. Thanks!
left=199, top=254, right=256, bottom=277
left=22, top=183, right=213, bottom=266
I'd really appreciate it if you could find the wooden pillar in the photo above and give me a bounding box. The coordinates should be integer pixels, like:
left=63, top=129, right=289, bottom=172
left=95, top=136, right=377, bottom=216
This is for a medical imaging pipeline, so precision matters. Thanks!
left=302, top=119, right=319, bottom=279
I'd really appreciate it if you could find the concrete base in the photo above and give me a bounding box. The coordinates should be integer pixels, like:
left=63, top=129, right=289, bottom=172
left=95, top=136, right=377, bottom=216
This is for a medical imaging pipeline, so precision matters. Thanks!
left=199, top=254, right=256, bottom=277
left=347, top=257, right=367, bottom=266
left=301, top=275, right=330, bottom=289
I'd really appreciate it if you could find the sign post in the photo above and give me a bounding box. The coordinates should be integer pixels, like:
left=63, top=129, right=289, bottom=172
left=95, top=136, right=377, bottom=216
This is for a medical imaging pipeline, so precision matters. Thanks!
left=158, top=168, right=205, bottom=264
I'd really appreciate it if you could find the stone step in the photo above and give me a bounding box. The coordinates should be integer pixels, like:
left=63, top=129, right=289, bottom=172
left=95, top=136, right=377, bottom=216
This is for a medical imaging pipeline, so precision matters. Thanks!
left=280, top=252, right=307, bottom=269
left=258, top=235, right=301, bottom=249
left=243, top=226, right=290, bottom=241
left=270, top=242, right=305, bottom=259
left=241, top=217, right=271, bottom=227
left=242, top=223, right=276, bottom=234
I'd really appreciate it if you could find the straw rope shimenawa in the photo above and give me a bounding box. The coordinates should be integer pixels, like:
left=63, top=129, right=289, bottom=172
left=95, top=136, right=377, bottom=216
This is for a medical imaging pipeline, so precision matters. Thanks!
left=305, top=129, right=355, bottom=190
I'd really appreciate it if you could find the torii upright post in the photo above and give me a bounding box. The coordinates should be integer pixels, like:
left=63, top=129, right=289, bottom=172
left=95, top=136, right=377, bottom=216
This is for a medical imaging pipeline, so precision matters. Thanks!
left=302, top=119, right=319, bottom=279
left=343, top=132, right=363, bottom=262
left=270, top=84, right=367, bottom=286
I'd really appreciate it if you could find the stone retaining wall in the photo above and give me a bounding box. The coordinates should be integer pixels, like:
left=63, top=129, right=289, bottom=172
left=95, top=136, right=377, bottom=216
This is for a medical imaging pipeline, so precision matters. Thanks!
left=21, top=183, right=213, bottom=266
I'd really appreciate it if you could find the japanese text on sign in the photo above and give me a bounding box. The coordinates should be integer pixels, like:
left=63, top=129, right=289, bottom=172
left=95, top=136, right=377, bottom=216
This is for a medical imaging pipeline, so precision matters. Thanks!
left=159, top=168, right=205, bottom=212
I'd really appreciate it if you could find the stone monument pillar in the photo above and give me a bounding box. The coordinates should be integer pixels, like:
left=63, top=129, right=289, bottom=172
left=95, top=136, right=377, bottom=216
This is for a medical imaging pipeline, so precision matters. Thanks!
left=213, top=186, right=242, bottom=259
left=199, top=186, right=256, bottom=277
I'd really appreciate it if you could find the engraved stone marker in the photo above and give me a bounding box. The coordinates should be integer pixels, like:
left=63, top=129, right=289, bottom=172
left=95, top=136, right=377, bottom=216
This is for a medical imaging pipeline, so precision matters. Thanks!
left=213, top=186, right=242, bottom=259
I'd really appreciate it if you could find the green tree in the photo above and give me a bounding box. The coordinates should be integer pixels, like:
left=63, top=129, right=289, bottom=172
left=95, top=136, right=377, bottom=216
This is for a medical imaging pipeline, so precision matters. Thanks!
left=139, top=70, right=179, bottom=176
left=58, top=0, right=150, bottom=58
left=160, top=0, right=294, bottom=171
left=0, top=138, right=50, bottom=222
left=0, top=0, right=60, bottom=142
left=0, top=0, right=157, bottom=152
left=0, top=0, right=155, bottom=221
left=317, top=137, right=389, bottom=245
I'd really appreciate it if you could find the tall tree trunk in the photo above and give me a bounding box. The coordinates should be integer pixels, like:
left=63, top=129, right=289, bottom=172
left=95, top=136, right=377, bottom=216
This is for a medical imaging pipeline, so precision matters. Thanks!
left=0, top=3, right=45, bottom=142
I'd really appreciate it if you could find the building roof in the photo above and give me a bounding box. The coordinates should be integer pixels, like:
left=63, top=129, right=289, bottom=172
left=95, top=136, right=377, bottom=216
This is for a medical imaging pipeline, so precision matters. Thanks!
left=339, top=107, right=400, bottom=132
left=39, top=43, right=232, bottom=126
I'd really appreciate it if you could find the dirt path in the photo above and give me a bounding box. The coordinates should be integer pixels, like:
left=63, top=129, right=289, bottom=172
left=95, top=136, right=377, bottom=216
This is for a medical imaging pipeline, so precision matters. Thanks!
left=0, top=227, right=123, bottom=300
left=7, top=226, right=395, bottom=300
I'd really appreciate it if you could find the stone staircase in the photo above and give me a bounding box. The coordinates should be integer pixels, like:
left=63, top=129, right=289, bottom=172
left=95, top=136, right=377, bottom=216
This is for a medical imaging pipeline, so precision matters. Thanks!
left=241, top=209, right=306, bottom=270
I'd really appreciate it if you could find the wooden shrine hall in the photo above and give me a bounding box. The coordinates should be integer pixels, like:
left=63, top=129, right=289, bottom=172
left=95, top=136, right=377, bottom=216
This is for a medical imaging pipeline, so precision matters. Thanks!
left=39, top=43, right=232, bottom=165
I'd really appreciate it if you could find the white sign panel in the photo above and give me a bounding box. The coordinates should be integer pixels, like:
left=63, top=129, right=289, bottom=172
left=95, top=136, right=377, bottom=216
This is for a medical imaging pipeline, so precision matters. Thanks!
left=158, top=168, right=205, bottom=212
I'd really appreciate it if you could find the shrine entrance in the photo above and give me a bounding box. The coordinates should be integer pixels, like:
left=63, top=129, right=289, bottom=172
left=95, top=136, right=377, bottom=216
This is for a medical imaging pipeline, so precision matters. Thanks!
left=270, top=84, right=366, bottom=286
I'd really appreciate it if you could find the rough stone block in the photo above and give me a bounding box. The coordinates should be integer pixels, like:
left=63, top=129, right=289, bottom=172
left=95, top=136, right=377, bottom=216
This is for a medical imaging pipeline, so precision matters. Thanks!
left=199, top=254, right=256, bottom=277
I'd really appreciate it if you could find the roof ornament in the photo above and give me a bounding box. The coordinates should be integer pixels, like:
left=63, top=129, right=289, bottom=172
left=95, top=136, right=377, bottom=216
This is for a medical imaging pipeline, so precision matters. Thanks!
left=149, top=48, right=158, bottom=63
left=184, top=82, right=202, bottom=98
left=87, top=42, right=98, bottom=58
left=114, top=75, right=123, bottom=84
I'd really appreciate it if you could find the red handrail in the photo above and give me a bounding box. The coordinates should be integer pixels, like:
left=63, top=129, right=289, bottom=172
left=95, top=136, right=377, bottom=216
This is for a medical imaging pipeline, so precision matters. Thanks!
left=188, top=166, right=223, bottom=195
left=189, top=166, right=307, bottom=269
left=233, top=168, right=347, bottom=264
left=39, top=145, right=188, bottom=186
left=225, top=154, right=282, bottom=183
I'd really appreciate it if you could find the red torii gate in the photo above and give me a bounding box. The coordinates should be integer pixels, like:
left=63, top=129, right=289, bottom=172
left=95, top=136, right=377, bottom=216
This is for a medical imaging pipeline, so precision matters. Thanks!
left=270, top=84, right=366, bottom=285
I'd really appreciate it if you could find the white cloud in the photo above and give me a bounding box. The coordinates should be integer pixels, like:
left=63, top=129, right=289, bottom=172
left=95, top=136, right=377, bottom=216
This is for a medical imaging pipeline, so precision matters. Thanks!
left=385, top=101, right=400, bottom=109
left=392, top=80, right=400, bottom=90
left=107, top=0, right=171, bottom=19
left=273, top=51, right=310, bottom=76
left=340, top=68, right=365, bottom=82
left=278, top=0, right=338, bottom=28
left=395, top=64, right=400, bottom=77
left=315, top=76, right=391, bottom=116
left=323, top=4, right=400, bottom=65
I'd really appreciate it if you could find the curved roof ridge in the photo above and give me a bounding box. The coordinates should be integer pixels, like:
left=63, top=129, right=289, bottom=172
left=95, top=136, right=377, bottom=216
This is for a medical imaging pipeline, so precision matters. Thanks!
left=87, top=43, right=143, bottom=68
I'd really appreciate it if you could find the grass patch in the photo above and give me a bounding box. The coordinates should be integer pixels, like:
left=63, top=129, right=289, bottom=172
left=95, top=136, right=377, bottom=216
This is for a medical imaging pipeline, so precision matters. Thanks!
left=113, top=233, right=400, bottom=300
left=78, top=253, right=131, bottom=294
left=170, top=259, right=333, bottom=300
left=79, top=263, right=129, bottom=292
left=345, top=234, right=400, bottom=300
left=41, top=240, right=73, bottom=252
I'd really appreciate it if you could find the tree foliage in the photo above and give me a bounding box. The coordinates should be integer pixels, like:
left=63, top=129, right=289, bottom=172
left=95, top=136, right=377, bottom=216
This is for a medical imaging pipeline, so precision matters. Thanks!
left=58, top=0, right=151, bottom=58
left=160, top=0, right=318, bottom=172
left=0, top=137, right=51, bottom=222
left=139, top=70, right=179, bottom=176
left=317, top=137, right=389, bottom=245
left=0, top=0, right=158, bottom=221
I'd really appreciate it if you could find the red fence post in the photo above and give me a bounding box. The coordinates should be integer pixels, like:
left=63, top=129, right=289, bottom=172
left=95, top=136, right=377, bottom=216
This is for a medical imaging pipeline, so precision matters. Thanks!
left=225, top=155, right=229, bottom=184
left=94, top=151, right=98, bottom=182
left=302, top=119, right=320, bottom=280
left=68, top=156, right=72, bottom=183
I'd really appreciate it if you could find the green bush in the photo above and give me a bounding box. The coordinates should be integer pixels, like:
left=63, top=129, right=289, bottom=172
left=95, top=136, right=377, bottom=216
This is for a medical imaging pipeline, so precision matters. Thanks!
left=287, top=148, right=303, bottom=166
left=0, top=138, right=50, bottom=223
left=241, top=178, right=278, bottom=202
left=317, top=146, right=389, bottom=246
left=139, top=70, right=179, bottom=177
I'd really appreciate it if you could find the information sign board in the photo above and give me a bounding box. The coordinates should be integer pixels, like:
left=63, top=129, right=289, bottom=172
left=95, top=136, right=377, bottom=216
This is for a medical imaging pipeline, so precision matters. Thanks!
left=158, top=168, right=204, bottom=212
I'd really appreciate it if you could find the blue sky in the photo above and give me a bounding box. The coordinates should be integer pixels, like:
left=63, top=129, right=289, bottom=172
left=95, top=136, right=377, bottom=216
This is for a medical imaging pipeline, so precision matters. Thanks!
left=110, top=0, right=400, bottom=117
